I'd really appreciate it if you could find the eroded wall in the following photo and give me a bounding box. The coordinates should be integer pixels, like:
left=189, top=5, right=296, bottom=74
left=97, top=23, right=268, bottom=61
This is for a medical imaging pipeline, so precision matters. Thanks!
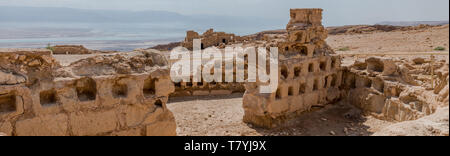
left=341, top=56, right=449, bottom=121
left=52, top=45, right=91, bottom=55
left=242, top=9, right=344, bottom=128
left=181, top=29, right=247, bottom=50
left=0, top=49, right=176, bottom=136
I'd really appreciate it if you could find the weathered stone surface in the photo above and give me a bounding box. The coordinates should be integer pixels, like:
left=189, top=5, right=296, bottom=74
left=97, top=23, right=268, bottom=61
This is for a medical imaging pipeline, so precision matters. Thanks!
left=146, top=120, right=177, bottom=136
left=0, top=49, right=177, bottom=136
left=69, top=110, right=117, bottom=136
left=181, top=29, right=243, bottom=50
left=343, top=56, right=449, bottom=122
left=242, top=9, right=343, bottom=128
left=192, top=90, right=210, bottom=96
left=15, top=114, right=68, bottom=136
left=210, top=90, right=232, bottom=95
left=0, top=121, right=13, bottom=136
left=52, top=45, right=91, bottom=55
left=0, top=71, right=26, bottom=85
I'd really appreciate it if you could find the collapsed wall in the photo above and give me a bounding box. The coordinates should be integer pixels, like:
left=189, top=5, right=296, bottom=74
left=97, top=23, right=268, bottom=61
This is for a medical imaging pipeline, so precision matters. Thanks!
left=242, top=9, right=344, bottom=128
left=0, top=49, right=176, bottom=136
left=51, top=45, right=92, bottom=55
left=341, top=56, right=449, bottom=121
left=169, top=54, right=246, bottom=97
left=181, top=29, right=247, bottom=50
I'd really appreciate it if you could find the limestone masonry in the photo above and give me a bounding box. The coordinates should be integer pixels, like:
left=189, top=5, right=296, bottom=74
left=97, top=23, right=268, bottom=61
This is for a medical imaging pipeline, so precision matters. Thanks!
left=242, top=9, right=343, bottom=128
left=1, top=8, right=448, bottom=136
left=0, top=49, right=176, bottom=136
left=173, top=8, right=448, bottom=129
left=52, top=45, right=92, bottom=55
left=341, top=57, right=449, bottom=121
left=181, top=29, right=247, bottom=50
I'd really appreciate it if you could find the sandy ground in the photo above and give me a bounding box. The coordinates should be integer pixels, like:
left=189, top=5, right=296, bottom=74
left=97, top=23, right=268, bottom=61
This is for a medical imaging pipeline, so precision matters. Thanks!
left=327, top=25, right=449, bottom=54
left=167, top=94, right=393, bottom=136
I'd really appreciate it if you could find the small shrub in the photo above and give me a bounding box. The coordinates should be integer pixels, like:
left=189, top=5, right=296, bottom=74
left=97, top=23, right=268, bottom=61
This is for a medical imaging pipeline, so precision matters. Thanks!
left=338, top=46, right=350, bottom=51
left=46, top=43, right=54, bottom=52
left=434, top=46, right=446, bottom=51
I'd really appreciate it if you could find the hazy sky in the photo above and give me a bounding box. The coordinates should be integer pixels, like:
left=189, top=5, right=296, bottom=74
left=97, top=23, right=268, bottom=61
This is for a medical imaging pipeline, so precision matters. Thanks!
left=0, top=0, right=448, bottom=26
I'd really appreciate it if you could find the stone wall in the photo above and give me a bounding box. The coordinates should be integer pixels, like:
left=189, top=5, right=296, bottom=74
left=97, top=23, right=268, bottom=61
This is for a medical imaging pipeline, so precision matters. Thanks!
left=242, top=9, right=344, bottom=128
left=0, top=49, right=176, bottom=136
left=169, top=56, right=246, bottom=97
left=181, top=29, right=246, bottom=50
left=341, top=57, right=449, bottom=122
left=52, top=45, right=91, bottom=55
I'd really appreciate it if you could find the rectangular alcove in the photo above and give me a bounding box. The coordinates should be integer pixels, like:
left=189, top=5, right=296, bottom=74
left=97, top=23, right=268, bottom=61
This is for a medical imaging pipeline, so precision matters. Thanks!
left=308, top=63, right=315, bottom=73
left=112, top=83, right=128, bottom=99
left=0, top=93, right=16, bottom=114
left=143, top=76, right=157, bottom=98
left=313, top=79, right=319, bottom=91
left=288, top=86, right=294, bottom=96
left=294, top=66, right=301, bottom=78
left=75, top=78, right=97, bottom=102
left=40, top=89, right=58, bottom=107
left=320, top=61, right=327, bottom=71
left=299, top=83, right=306, bottom=94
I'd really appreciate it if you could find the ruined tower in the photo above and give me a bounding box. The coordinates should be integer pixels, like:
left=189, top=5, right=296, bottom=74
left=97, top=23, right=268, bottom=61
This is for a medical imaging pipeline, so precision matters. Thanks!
left=242, top=9, right=344, bottom=128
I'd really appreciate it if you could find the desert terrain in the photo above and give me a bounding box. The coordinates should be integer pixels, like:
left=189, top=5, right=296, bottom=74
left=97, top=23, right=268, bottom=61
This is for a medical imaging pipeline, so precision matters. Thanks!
left=167, top=24, right=449, bottom=136
left=1, top=13, right=448, bottom=136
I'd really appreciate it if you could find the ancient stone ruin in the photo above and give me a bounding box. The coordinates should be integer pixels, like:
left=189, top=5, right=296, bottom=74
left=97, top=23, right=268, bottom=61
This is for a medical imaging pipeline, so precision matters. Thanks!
left=181, top=29, right=247, bottom=50
left=242, top=9, right=343, bottom=128
left=341, top=56, right=449, bottom=121
left=1, top=8, right=448, bottom=136
left=168, top=57, right=246, bottom=97
left=0, top=48, right=176, bottom=136
left=52, top=45, right=91, bottom=55
left=170, top=8, right=449, bottom=130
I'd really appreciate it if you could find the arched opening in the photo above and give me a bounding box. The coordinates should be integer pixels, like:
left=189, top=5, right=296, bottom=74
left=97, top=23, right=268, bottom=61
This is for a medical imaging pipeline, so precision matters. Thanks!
left=320, top=61, right=326, bottom=71
left=281, top=65, right=288, bottom=79
left=308, top=63, right=314, bottom=73
left=155, top=99, right=163, bottom=108
left=294, top=66, right=301, bottom=77
left=313, top=79, right=319, bottom=91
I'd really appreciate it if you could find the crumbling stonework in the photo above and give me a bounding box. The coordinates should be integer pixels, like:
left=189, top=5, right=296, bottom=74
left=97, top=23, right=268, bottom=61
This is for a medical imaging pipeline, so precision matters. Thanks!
left=242, top=9, right=344, bottom=128
left=169, top=57, right=246, bottom=97
left=52, top=45, right=91, bottom=55
left=0, top=49, right=176, bottom=136
left=181, top=29, right=247, bottom=50
left=341, top=57, right=449, bottom=122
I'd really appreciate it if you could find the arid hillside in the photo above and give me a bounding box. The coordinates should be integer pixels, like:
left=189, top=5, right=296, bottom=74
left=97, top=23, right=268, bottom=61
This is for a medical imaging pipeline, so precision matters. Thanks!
left=327, top=25, right=449, bottom=54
